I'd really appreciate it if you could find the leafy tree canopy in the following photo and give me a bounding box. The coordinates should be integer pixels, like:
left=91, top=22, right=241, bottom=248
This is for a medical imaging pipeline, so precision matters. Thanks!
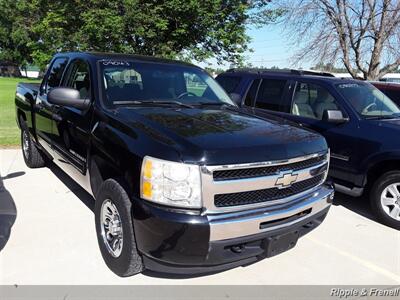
left=0, top=0, right=280, bottom=70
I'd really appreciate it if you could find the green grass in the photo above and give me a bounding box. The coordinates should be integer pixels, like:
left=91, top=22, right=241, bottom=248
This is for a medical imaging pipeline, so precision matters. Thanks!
left=0, top=77, right=41, bottom=146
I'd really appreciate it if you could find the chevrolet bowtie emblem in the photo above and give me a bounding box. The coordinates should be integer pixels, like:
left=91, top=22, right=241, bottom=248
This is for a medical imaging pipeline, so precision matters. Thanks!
left=275, top=172, right=298, bottom=189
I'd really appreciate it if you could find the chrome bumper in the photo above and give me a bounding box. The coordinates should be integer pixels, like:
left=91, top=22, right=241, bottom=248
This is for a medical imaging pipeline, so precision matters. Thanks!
left=207, top=184, right=334, bottom=241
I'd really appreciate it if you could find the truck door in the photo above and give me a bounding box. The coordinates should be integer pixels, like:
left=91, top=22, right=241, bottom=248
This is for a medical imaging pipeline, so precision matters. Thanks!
left=51, top=59, right=93, bottom=175
left=285, top=81, right=361, bottom=185
left=35, top=57, right=69, bottom=152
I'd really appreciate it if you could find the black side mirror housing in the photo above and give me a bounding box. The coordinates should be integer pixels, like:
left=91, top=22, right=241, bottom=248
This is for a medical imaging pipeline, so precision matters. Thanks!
left=229, top=93, right=242, bottom=106
left=322, top=109, right=348, bottom=124
left=48, top=87, right=90, bottom=110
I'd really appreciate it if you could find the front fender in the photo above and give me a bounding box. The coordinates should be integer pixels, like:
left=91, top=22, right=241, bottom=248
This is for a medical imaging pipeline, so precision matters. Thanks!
left=361, top=150, right=400, bottom=175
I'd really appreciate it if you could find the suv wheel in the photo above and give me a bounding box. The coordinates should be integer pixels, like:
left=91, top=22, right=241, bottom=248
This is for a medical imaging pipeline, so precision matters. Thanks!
left=95, top=179, right=144, bottom=277
left=370, top=171, right=400, bottom=230
left=20, top=122, right=45, bottom=168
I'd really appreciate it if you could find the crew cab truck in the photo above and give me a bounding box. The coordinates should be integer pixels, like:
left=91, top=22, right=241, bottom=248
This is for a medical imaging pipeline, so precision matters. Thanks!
left=217, top=68, right=400, bottom=230
left=15, top=53, right=333, bottom=277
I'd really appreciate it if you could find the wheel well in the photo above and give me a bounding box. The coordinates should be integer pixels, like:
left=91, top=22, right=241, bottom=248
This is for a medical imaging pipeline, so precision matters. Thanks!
left=367, top=160, right=400, bottom=188
left=90, top=156, right=130, bottom=197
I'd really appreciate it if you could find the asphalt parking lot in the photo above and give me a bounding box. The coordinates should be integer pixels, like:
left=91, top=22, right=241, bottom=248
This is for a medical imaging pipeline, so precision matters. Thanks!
left=0, top=149, right=399, bottom=285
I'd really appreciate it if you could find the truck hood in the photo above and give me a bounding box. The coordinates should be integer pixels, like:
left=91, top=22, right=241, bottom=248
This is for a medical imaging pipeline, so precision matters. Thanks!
left=114, top=106, right=327, bottom=165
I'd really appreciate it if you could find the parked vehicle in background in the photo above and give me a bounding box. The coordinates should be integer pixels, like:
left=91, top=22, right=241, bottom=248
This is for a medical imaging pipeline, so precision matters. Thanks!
left=371, top=81, right=400, bottom=107
left=216, top=69, right=400, bottom=230
left=379, top=74, right=400, bottom=84
left=14, top=53, right=333, bottom=276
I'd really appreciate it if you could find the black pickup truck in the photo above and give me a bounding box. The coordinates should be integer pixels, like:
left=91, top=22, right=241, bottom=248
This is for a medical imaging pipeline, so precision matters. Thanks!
left=15, top=52, right=334, bottom=277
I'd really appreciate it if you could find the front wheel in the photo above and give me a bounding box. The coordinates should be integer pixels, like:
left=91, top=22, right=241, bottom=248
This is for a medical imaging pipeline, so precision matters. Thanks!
left=20, top=124, right=45, bottom=168
left=370, top=171, right=400, bottom=230
left=95, top=179, right=144, bottom=277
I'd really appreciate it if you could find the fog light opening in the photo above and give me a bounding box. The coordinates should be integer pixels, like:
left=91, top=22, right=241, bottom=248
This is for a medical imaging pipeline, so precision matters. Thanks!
left=231, top=244, right=245, bottom=253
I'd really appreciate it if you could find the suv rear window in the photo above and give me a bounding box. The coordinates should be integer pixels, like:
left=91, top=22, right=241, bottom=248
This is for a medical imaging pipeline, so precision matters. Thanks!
left=216, top=76, right=241, bottom=94
left=255, top=79, right=287, bottom=111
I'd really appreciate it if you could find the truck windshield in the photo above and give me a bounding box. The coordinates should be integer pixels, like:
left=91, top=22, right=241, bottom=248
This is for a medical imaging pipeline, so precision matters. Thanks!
left=100, top=60, right=235, bottom=107
left=336, top=82, right=400, bottom=119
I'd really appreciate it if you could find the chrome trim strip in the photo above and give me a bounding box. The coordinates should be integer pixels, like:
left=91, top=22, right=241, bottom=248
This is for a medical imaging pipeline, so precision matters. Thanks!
left=208, top=185, right=333, bottom=241
left=205, top=151, right=326, bottom=172
left=201, top=151, right=329, bottom=214
left=51, top=149, right=93, bottom=197
left=331, top=153, right=349, bottom=161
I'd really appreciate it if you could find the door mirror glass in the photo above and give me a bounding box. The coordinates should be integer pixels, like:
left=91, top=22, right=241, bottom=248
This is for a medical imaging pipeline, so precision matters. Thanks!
left=322, top=109, right=348, bottom=124
left=48, top=87, right=90, bottom=110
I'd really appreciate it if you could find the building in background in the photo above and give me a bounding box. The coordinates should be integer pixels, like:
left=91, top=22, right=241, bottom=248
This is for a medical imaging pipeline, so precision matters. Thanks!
left=20, top=65, right=40, bottom=78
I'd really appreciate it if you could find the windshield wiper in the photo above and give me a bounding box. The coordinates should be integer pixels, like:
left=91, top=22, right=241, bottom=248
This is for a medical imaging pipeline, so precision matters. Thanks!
left=195, top=102, right=238, bottom=109
left=113, top=99, right=194, bottom=109
left=364, top=114, right=400, bottom=120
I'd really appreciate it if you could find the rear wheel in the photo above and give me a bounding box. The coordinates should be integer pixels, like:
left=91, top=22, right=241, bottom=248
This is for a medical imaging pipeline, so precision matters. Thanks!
left=95, top=179, right=144, bottom=277
left=20, top=122, right=45, bottom=168
left=370, top=171, right=400, bottom=230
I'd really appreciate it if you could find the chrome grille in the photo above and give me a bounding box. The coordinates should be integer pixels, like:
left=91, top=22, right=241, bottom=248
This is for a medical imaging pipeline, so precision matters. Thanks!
left=200, top=151, right=329, bottom=213
left=214, top=174, right=324, bottom=207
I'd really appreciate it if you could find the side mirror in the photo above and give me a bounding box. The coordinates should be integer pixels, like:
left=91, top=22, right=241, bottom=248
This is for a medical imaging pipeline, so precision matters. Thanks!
left=229, top=93, right=242, bottom=106
left=322, top=109, right=348, bottom=124
left=48, top=87, right=90, bottom=110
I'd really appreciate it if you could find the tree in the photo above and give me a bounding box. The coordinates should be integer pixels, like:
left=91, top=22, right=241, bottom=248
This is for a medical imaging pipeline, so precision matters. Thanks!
left=0, top=0, right=32, bottom=71
left=0, top=0, right=280, bottom=71
left=276, top=0, right=400, bottom=80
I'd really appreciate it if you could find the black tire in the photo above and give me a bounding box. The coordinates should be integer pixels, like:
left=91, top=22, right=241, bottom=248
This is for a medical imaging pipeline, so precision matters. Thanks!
left=370, top=171, right=400, bottom=230
left=20, top=122, right=45, bottom=168
left=95, top=179, right=144, bottom=277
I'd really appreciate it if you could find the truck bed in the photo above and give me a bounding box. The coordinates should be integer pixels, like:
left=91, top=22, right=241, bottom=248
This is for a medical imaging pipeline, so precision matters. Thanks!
left=18, top=82, right=40, bottom=93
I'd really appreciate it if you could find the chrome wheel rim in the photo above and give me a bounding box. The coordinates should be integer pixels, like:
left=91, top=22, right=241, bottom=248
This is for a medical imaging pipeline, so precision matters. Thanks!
left=380, top=183, right=400, bottom=221
left=22, top=130, right=30, bottom=159
left=100, top=199, right=123, bottom=258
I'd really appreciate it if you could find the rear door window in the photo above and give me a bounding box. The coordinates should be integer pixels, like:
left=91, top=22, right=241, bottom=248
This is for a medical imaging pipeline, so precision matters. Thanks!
left=216, top=76, right=241, bottom=94
left=255, top=79, right=288, bottom=111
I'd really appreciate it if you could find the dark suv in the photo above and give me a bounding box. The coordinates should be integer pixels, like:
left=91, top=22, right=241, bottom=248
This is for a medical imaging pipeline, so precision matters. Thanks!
left=216, top=69, right=400, bottom=229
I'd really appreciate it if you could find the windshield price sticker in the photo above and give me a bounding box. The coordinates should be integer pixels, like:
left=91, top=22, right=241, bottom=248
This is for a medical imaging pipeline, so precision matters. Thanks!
left=338, top=83, right=359, bottom=89
left=102, top=60, right=131, bottom=66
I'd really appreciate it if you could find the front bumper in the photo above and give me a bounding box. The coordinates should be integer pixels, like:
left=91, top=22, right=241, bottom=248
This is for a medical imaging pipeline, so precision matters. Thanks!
left=132, top=184, right=334, bottom=274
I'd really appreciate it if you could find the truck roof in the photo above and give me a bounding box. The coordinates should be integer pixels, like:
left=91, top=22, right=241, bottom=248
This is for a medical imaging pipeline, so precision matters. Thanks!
left=53, top=51, right=198, bottom=68
left=219, top=68, right=362, bottom=85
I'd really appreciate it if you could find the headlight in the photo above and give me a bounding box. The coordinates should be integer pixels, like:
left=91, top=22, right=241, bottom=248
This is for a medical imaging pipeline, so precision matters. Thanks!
left=140, top=156, right=202, bottom=208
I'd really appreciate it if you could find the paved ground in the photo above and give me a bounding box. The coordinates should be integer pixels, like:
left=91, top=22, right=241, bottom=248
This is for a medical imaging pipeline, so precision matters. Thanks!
left=0, top=149, right=399, bottom=285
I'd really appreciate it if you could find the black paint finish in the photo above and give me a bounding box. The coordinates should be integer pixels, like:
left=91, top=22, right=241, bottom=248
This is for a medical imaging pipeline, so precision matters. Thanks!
left=14, top=52, right=329, bottom=270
